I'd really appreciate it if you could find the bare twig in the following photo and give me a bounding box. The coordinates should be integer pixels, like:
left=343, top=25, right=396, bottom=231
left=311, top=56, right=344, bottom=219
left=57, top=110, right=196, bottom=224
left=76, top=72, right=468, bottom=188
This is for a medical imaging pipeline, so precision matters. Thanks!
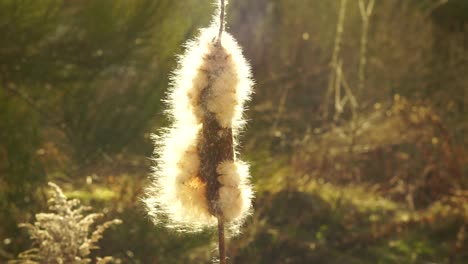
left=324, top=0, right=348, bottom=119
left=338, top=64, right=358, bottom=111
left=334, top=60, right=343, bottom=117
left=358, top=0, right=374, bottom=96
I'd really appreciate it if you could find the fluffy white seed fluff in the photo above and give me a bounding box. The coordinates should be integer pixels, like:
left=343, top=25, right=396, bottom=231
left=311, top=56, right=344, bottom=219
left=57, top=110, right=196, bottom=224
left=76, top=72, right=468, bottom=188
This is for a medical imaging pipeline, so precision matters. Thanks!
left=183, top=26, right=253, bottom=128
left=217, top=161, right=253, bottom=222
left=144, top=23, right=253, bottom=232
left=146, top=125, right=216, bottom=231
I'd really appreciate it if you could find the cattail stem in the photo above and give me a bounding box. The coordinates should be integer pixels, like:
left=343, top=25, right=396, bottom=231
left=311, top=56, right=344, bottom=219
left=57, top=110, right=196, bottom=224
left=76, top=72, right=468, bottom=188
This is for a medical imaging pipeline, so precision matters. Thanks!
left=217, top=215, right=226, bottom=264
left=197, top=43, right=234, bottom=262
left=218, top=0, right=225, bottom=42
left=198, top=98, right=233, bottom=263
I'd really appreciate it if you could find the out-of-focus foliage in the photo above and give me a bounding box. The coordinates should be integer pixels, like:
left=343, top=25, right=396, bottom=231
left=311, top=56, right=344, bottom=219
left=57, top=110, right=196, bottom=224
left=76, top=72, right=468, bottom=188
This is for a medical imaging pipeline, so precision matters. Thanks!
left=0, top=0, right=213, bottom=260
left=1, top=0, right=467, bottom=263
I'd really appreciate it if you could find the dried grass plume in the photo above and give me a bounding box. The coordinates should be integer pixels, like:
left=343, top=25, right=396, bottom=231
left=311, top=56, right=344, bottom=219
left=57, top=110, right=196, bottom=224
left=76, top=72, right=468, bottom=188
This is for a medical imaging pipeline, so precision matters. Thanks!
left=10, top=182, right=122, bottom=264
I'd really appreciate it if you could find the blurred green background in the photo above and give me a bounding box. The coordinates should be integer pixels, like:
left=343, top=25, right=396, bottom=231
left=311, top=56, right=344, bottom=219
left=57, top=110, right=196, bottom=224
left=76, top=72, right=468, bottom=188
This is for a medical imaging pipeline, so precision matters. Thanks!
left=1, top=0, right=467, bottom=263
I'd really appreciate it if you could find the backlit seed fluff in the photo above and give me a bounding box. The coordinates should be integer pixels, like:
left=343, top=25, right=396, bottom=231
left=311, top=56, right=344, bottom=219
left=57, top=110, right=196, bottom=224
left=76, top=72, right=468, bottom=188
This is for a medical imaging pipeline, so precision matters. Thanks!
left=217, top=161, right=253, bottom=222
left=183, top=27, right=253, bottom=129
left=144, top=24, right=254, bottom=233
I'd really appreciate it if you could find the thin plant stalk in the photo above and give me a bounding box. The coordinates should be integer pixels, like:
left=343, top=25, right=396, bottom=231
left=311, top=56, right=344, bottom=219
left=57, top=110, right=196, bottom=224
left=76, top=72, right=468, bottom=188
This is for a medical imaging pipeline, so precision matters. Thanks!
left=324, top=0, right=348, bottom=119
left=218, top=216, right=226, bottom=264
left=218, top=0, right=225, bottom=42
left=358, top=0, right=374, bottom=97
left=216, top=1, right=227, bottom=263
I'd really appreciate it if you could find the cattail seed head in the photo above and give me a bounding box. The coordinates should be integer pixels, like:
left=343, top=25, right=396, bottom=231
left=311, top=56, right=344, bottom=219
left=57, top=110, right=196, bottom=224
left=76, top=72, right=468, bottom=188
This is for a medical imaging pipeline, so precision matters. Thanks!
left=144, top=19, right=253, bottom=234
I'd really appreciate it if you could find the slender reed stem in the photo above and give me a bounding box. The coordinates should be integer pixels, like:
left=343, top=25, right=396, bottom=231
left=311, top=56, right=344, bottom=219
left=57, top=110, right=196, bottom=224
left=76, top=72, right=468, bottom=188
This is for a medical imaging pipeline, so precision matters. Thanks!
left=358, top=0, right=374, bottom=97
left=213, top=1, right=227, bottom=263
left=197, top=91, right=232, bottom=264
left=218, top=0, right=225, bottom=42
left=217, top=1, right=227, bottom=262
left=217, top=216, right=226, bottom=264
left=324, top=0, right=348, bottom=119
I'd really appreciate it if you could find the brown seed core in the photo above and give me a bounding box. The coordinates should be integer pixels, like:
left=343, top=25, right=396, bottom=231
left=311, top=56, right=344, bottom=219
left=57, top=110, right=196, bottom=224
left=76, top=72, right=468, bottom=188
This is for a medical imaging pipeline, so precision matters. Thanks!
left=197, top=45, right=234, bottom=217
